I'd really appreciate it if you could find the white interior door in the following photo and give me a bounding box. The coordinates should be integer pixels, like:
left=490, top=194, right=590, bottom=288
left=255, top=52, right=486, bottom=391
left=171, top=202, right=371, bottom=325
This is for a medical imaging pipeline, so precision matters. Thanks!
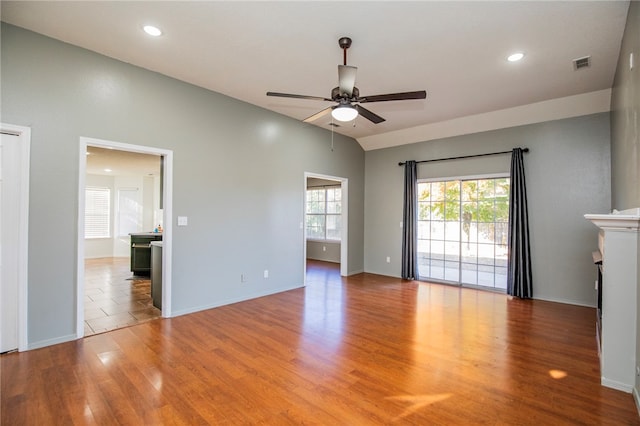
left=1, top=133, right=20, bottom=352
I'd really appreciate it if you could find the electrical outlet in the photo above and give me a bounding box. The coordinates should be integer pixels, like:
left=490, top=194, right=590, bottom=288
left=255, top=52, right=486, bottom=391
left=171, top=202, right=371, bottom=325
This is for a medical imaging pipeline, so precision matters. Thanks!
left=264, top=270, right=269, bottom=279
left=386, top=256, right=391, bottom=263
left=323, top=246, right=326, bottom=252
left=241, top=274, right=247, bottom=283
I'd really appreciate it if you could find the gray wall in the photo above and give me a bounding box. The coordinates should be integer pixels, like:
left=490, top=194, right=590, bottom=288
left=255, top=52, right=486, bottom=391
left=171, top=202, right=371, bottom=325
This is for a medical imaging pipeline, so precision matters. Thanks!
left=306, top=241, right=340, bottom=263
left=608, top=0, right=640, bottom=399
left=364, top=113, right=611, bottom=306
left=610, top=0, right=639, bottom=211
left=1, top=24, right=365, bottom=348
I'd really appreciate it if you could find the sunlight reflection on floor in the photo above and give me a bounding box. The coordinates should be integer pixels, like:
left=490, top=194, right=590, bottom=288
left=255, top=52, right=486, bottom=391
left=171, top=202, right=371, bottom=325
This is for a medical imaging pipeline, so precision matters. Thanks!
left=386, top=393, right=453, bottom=420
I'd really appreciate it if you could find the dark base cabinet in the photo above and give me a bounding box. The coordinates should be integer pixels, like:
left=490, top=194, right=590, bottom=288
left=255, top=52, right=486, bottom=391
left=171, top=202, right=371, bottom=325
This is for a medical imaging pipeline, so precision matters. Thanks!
left=130, top=233, right=162, bottom=275
left=151, top=242, right=163, bottom=309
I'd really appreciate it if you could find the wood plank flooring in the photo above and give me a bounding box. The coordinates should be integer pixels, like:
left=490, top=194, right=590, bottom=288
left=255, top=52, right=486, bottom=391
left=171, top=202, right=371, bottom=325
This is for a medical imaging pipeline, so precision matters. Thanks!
left=2, top=260, right=639, bottom=424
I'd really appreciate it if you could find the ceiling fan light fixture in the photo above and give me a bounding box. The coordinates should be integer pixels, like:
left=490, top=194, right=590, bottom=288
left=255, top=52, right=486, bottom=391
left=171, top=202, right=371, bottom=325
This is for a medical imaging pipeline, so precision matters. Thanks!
left=143, top=25, right=163, bottom=37
left=507, top=52, right=525, bottom=62
left=331, top=105, right=358, bottom=122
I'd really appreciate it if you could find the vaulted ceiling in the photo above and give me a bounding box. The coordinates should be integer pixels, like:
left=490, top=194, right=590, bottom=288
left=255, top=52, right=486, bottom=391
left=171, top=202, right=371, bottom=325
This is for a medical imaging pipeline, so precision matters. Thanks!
left=1, top=1, right=630, bottom=150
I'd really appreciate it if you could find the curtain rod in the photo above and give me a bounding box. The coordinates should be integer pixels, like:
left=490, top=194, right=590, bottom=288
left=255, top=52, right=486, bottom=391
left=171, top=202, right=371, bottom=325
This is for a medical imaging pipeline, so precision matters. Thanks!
left=398, top=148, right=529, bottom=166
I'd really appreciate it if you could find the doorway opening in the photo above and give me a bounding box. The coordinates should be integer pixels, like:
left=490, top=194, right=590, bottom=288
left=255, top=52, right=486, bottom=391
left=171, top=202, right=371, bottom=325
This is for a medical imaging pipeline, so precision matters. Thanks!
left=77, top=137, right=173, bottom=338
left=304, top=173, right=348, bottom=281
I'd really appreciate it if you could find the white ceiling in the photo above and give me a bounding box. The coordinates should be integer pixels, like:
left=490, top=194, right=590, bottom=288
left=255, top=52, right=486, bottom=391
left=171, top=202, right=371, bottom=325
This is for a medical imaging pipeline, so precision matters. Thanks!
left=1, top=1, right=630, bottom=150
left=86, top=146, right=161, bottom=177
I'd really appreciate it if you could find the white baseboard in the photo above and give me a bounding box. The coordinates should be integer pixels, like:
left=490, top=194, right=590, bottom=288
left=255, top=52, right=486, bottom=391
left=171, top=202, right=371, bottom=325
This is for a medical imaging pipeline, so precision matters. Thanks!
left=633, top=387, right=640, bottom=416
left=601, top=376, right=633, bottom=393
left=170, top=284, right=304, bottom=318
left=27, top=333, right=77, bottom=351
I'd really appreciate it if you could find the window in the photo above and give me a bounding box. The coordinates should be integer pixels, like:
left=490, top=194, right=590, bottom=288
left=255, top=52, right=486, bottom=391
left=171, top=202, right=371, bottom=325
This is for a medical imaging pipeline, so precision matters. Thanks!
left=306, top=186, right=342, bottom=241
left=417, top=177, right=509, bottom=290
left=85, top=187, right=110, bottom=238
left=117, top=188, right=140, bottom=236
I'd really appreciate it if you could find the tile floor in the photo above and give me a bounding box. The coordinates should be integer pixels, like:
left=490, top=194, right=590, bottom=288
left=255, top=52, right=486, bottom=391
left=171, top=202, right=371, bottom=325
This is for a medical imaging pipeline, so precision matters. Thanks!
left=84, top=257, right=161, bottom=336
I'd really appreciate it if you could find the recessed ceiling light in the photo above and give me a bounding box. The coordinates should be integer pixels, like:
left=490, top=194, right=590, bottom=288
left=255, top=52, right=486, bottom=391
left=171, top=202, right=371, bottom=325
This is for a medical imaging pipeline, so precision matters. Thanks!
left=104, top=168, right=112, bottom=173
left=143, top=25, right=162, bottom=37
left=507, top=52, right=525, bottom=62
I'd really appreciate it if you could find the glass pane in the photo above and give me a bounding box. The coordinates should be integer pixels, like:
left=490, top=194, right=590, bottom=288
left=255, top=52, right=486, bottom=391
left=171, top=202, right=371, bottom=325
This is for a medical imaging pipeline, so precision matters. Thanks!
left=495, top=178, right=509, bottom=197
left=462, top=180, right=477, bottom=202
left=445, top=181, right=460, bottom=200
left=444, top=241, right=459, bottom=262
left=444, top=222, right=460, bottom=241
left=495, top=244, right=508, bottom=267
left=462, top=202, right=477, bottom=223
left=478, top=179, right=495, bottom=199
left=461, top=243, right=478, bottom=263
left=478, top=264, right=495, bottom=287
left=430, top=203, right=444, bottom=220
left=444, top=201, right=460, bottom=221
left=418, top=202, right=430, bottom=220
left=306, top=215, right=325, bottom=239
left=478, top=223, right=494, bottom=242
left=463, top=222, right=478, bottom=244
left=418, top=221, right=431, bottom=240
left=430, top=259, right=444, bottom=279
left=461, top=263, right=477, bottom=285
left=326, top=188, right=341, bottom=213
left=495, top=267, right=508, bottom=289
left=495, top=201, right=509, bottom=222
left=494, top=223, right=509, bottom=246
left=418, top=262, right=430, bottom=278
left=431, top=182, right=445, bottom=201
left=431, top=221, right=445, bottom=240
left=445, top=261, right=459, bottom=281
left=478, top=244, right=494, bottom=265
left=326, top=215, right=341, bottom=240
left=478, top=200, right=494, bottom=222
left=430, top=240, right=444, bottom=260
left=418, top=183, right=431, bottom=201
left=417, top=239, right=430, bottom=254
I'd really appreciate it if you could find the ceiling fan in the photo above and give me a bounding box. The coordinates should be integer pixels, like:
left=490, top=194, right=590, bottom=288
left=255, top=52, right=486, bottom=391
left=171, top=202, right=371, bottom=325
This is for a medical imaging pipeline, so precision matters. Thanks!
left=266, top=37, right=426, bottom=124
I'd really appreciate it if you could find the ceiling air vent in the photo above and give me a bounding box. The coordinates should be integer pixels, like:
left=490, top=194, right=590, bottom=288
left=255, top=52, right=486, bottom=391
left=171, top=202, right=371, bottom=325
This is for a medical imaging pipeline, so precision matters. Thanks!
left=573, top=56, right=591, bottom=70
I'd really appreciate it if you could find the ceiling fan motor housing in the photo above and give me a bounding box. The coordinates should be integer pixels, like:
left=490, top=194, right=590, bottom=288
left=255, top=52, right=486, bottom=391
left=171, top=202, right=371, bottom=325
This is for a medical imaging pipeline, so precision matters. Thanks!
left=332, top=86, right=359, bottom=101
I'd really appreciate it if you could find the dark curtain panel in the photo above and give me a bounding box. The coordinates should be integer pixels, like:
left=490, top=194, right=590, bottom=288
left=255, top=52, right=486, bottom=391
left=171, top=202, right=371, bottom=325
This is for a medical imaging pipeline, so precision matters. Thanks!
left=507, top=148, right=533, bottom=298
left=401, top=161, right=418, bottom=280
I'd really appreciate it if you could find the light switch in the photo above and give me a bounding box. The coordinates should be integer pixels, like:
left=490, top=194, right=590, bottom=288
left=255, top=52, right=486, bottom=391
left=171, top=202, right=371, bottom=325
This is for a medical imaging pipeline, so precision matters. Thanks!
left=177, top=216, right=188, bottom=226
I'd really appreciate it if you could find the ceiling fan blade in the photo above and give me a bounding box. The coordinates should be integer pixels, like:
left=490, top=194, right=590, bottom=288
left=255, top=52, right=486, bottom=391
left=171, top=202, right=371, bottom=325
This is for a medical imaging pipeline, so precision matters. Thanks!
left=266, top=92, right=332, bottom=102
left=338, top=65, right=357, bottom=97
left=355, top=104, right=385, bottom=124
left=358, top=90, right=427, bottom=103
left=303, top=106, right=334, bottom=123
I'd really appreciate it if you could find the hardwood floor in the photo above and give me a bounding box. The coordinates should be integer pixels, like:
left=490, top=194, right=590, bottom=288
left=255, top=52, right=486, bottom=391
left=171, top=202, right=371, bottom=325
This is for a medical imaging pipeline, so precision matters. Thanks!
left=2, top=260, right=638, bottom=424
left=84, top=257, right=161, bottom=336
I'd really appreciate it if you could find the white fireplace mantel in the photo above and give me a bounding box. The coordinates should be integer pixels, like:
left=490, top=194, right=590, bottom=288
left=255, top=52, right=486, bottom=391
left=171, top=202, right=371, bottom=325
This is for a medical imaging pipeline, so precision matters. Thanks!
left=584, top=207, right=640, bottom=392
left=584, top=208, right=640, bottom=231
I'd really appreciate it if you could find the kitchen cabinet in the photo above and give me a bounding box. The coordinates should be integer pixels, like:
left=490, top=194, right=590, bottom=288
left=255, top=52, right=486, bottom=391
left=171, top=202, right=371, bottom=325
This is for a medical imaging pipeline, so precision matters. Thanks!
left=130, top=233, right=162, bottom=275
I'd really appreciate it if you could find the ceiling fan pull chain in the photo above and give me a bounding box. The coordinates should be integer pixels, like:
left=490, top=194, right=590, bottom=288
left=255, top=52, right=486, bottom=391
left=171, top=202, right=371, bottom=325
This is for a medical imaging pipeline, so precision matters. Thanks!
left=331, top=116, right=335, bottom=152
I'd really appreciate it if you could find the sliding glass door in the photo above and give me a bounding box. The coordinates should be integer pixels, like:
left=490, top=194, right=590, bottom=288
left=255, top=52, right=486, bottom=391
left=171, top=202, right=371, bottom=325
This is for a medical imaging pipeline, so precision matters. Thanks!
left=417, top=177, right=509, bottom=290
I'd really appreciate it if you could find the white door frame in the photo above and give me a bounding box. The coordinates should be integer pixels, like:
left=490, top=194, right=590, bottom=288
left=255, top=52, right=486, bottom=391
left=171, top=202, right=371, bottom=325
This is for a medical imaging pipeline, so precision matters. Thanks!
left=303, top=172, right=348, bottom=281
left=77, top=137, right=174, bottom=338
left=0, top=123, right=30, bottom=352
